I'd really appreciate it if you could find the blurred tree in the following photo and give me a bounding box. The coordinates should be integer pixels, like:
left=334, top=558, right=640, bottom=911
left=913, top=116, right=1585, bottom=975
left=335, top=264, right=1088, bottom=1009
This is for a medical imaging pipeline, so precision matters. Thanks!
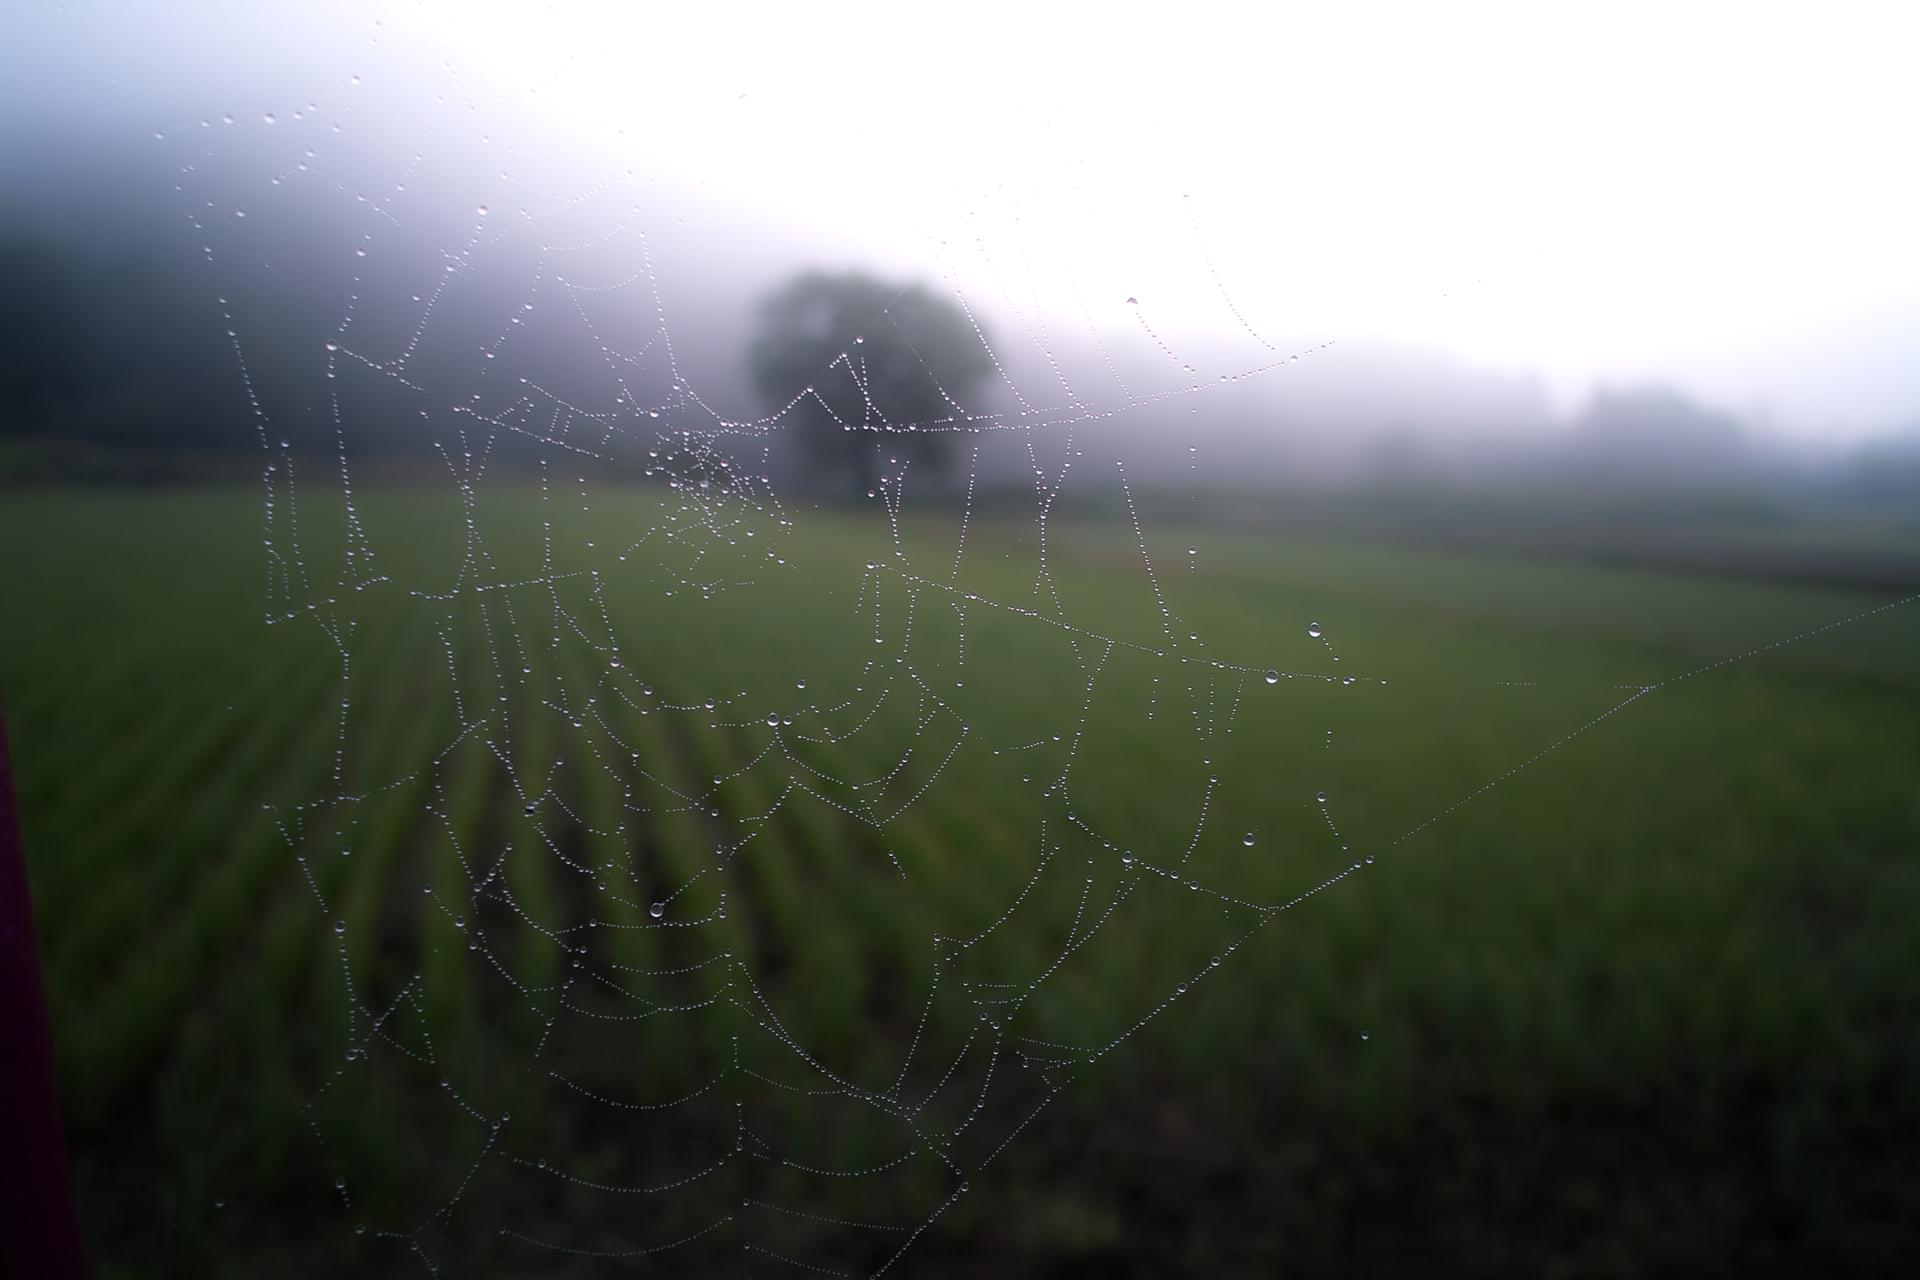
left=1566, top=385, right=1750, bottom=486
left=0, top=243, right=88, bottom=437
left=746, top=271, right=992, bottom=492
left=0, top=234, right=243, bottom=463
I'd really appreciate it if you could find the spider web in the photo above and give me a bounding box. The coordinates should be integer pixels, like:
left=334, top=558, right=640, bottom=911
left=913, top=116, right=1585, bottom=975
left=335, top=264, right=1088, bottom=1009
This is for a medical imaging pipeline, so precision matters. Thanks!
left=153, top=18, right=1917, bottom=1278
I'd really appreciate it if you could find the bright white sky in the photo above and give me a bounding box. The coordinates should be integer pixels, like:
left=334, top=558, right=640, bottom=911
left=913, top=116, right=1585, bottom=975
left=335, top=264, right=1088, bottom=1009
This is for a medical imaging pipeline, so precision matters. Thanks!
left=11, top=0, right=1920, bottom=439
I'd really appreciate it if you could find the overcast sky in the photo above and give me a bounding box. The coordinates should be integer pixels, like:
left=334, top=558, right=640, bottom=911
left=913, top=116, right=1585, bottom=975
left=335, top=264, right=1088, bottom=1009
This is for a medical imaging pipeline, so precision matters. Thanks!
left=8, top=0, right=1919, bottom=442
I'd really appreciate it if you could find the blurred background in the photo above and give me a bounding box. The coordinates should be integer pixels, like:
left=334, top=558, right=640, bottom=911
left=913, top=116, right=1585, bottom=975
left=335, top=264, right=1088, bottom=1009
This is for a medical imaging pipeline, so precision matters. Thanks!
left=3, top=2, right=1918, bottom=1276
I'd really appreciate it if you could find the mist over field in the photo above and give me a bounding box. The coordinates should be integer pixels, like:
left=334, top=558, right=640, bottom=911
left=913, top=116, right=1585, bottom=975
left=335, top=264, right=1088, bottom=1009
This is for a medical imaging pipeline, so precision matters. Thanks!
left=5, top=6, right=1920, bottom=1279
left=5, top=10, right=1920, bottom=500
left=7, top=152, right=1920, bottom=499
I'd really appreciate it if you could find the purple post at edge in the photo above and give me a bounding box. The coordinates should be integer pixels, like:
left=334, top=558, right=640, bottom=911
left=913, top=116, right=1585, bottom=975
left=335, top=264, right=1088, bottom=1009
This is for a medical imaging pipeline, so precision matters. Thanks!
left=0, top=699, right=86, bottom=1277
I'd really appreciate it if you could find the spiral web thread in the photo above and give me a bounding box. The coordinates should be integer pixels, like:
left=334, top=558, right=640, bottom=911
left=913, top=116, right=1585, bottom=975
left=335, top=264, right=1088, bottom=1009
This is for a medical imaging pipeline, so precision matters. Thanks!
left=157, top=24, right=1915, bottom=1277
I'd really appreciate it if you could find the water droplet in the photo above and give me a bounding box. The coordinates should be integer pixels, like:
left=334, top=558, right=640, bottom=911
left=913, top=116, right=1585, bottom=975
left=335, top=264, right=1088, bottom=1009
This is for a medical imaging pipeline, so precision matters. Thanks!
left=333, top=919, right=346, bottom=935
left=1242, top=831, right=1256, bottom=847
left=650, top=902, right=664, bottom=919
left=1316, top=791, right=1328, bottom=804
left=1264, top=669, right=1279, bottom=684
left=476, top=204, right=488, bottom=216
left=1307, top=621, right=1323, bottom=639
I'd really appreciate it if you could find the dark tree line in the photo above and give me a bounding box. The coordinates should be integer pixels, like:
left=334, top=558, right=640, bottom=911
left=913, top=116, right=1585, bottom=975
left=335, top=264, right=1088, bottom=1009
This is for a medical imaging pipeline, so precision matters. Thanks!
left=0, top=239, right=242, bottom=457
left=4, top=232, right=999, bottom=496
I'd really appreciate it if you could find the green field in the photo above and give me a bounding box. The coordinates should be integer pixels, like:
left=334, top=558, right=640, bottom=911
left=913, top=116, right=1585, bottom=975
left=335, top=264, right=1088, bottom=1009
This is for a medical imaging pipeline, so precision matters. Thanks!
left=3, top=483, right=1918, bottom=1278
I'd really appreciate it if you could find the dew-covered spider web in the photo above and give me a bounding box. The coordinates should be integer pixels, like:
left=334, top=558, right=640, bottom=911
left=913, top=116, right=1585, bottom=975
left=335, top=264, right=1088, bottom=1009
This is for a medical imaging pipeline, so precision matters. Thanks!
left=151, top=16, right=1919, bottom=1278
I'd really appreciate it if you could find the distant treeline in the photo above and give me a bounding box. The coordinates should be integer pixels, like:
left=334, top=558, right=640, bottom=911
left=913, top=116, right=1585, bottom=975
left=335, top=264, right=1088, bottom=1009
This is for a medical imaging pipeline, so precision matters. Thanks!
left=1, top=236, right=244, bottom=457
left=5, top=219, right=1920, bottom=501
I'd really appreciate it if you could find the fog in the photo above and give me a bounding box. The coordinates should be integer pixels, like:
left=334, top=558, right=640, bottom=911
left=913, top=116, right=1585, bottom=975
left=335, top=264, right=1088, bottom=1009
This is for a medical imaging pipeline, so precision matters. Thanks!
left=5, top=0, right=1919, bottom=491
left=8, top=13, right=1920, bottom=1274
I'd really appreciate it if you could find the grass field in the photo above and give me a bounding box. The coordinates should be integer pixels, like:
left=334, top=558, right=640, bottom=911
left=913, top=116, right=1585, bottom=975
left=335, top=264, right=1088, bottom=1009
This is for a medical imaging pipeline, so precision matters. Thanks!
left=3, top=482, right=1918, bottom=1278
